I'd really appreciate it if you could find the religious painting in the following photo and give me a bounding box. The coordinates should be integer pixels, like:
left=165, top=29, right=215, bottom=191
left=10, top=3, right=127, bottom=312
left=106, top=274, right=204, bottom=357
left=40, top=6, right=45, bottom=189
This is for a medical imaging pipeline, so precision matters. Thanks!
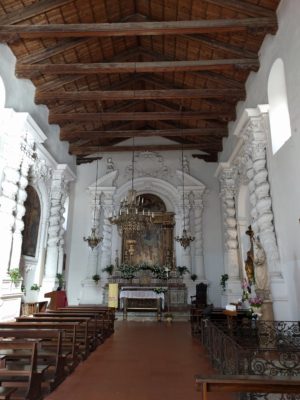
left=121, top=193, right=174, bottom=266
left=22, top=186, right=41, bottom=257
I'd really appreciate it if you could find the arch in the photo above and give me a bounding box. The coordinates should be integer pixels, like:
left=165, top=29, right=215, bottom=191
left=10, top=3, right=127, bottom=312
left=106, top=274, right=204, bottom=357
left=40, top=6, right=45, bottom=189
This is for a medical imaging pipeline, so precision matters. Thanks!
left=268, top=58, right=292, bottom=154
left=114, top=177, right=180, bottom=213
left=0, top=75, right=5, bottom=109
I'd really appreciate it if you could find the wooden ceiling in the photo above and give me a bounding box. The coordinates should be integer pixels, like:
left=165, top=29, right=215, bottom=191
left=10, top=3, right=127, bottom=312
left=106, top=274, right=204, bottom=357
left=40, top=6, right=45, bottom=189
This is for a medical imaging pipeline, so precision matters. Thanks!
left=0, top=0, right=280, bottom=164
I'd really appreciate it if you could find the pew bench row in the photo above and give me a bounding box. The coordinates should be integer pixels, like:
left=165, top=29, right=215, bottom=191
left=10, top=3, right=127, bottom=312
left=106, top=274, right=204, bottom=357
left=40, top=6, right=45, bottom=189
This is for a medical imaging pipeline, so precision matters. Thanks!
left=0, top=306, right=115, bottom=400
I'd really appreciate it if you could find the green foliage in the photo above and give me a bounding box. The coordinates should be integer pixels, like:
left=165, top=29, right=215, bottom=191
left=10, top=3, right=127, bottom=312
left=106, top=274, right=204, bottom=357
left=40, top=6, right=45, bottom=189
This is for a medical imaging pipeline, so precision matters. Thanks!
left=190, top=273, right=198, bottom=281
left=30, top=283, right=40, bottom=291
left=56, top=273, right=64, bottom=288
left=117, top=263, right=168, bottom=280
left=92, top=274, right=100, bottom=283
left=153, top=287, right=167, bottom=294
left=102, top=265, right=114, bottom=275
left=177, top=266, right=189, bottom=276
left=220, top=274, right=229, bottom=291
left=8, top=268, right=22, bottom=285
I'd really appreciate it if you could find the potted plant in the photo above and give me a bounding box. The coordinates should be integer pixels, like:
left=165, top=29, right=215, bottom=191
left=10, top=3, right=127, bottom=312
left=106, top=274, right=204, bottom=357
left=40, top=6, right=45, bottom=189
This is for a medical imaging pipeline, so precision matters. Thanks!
left=102, top=265, right=114, bottom=276
left=177, top=266, right=189, bottom=276
left=26, top=283, right=40, bottom=302
left=8, top=268, right=22, bottom=286
left=92, top=274, right=100, bottom=284
left=190, top=273, right=198, bottom=282
left=56, top=273, right=65, bottom=290
left=164, top=312, right=173, bottom=323
left=220, top=274, right=229, bottom=292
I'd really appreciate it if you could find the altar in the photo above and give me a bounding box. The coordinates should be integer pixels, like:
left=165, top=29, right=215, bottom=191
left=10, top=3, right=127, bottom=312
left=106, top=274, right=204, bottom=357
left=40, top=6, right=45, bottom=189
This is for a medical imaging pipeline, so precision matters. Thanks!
left=120, top=287, right=165, bottom=321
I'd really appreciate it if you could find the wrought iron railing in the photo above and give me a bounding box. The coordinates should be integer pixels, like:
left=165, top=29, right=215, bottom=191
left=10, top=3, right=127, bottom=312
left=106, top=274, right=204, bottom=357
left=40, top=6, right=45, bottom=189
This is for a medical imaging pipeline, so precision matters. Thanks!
left=201, top=318, right=300, bottom=399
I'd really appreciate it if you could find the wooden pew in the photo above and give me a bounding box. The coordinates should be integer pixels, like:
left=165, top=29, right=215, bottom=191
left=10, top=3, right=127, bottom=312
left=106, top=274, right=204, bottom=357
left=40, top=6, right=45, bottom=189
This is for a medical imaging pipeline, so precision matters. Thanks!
left=0, top=328, right=65, bottom=391
left=0, top=341, right=44, bottom=400
left=17, top=316, right=91, bottom=360
left=195, top=374, right=300, bottom=400
left=0, top=322, right=80, bottom=378
left=59, top=306, right=115, bottom=335
left=34, top=311, right=106, bottom=347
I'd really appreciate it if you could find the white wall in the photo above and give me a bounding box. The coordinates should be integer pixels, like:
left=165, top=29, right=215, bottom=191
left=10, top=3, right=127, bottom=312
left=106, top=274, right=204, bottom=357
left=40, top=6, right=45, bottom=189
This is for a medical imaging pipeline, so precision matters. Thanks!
left=220, top=0, right=300, bottom=319
left=0, top=44, right=76, bottom=170
left=66, top=143, right=224, bottom=306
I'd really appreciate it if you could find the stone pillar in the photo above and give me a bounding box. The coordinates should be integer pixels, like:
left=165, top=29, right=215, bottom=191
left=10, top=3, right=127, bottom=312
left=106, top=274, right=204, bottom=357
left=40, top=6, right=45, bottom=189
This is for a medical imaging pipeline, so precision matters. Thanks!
left=250, top=123, right=280, bottom=278
left=191, top=191, right=205, bottom=280
left=219, top=167, right=241, bottom=304
left=100, top=192, right=114, bottom=269
left=43, top=165, right=73, bottom=291
left=0, top=133, right=23, bottom=279
left=10, top=136, right=36, bottom=270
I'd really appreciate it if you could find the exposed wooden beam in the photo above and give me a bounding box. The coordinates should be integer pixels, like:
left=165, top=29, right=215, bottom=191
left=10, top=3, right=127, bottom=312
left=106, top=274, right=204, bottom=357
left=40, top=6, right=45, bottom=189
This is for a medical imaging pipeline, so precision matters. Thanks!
left=0, top=0, right=74, bottom=25
left=0, top=18, right=277, bottom=40
left=49, top=111, right=233, bottom=123
left=18, top=38, right=92, bottom=64
left=60, top=127, right=228, bottom=141
left=139, top=47, right=245, bottom=89
left=36, top=88, right=245, bottom=103
left=17, top=59, right=258, bottom=78
left=69, top=143, right=222, bottom=155
left=204, top=0, right=275, bottom=18
left=192, top=153, right=218, bottom=162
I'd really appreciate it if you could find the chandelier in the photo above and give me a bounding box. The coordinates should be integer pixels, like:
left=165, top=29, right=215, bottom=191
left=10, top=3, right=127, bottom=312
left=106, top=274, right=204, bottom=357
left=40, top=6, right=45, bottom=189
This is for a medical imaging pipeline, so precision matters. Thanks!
left=175, top=146, right=195, bottom=249
left=83, top=154, right=103, bottom=250
left=108, top=139, right=153, bottom=235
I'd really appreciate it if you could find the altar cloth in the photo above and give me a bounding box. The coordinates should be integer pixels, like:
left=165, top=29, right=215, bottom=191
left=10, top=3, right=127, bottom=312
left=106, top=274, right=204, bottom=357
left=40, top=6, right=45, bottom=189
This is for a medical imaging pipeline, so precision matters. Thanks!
left=119, top=290, right=165, bottom=309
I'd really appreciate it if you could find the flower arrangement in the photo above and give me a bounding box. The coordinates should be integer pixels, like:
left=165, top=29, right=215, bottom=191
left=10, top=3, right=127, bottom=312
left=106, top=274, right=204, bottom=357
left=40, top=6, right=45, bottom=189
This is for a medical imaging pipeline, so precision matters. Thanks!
left=190, top=273, right=198, bottom=281
left=117, top=263, right=168, bottom=280
left=241, top=278, right=251, bottom=302
left=249, top=296, right=263, bottom=307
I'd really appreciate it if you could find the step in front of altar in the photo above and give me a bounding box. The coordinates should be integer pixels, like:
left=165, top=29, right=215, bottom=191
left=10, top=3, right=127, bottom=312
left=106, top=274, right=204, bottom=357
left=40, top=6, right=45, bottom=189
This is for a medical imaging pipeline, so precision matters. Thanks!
left=115, top=310, right=190, bottom=322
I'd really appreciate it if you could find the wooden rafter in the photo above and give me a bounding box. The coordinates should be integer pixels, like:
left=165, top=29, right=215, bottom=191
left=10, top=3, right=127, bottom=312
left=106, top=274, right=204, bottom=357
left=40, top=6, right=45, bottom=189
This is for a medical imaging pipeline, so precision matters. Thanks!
left=16, top=59, right=259, bottom=78
left=36, top=88, right=245, bottom=103
left=69, top=143, right=222, bottom=155
left=0, top=18, right=277, bottom=40
left=60, top=127, right=228, bottom=141
left=49, top=111, right=233, bottom=124
left=204, top=0, right=275, bottom=18
left=0, top=0, right=74, bottom=24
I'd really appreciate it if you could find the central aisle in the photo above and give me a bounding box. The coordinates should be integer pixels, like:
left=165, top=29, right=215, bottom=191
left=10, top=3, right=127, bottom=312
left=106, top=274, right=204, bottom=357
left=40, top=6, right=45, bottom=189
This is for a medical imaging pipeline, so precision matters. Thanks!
left=46, top=321, right=223, bottom=400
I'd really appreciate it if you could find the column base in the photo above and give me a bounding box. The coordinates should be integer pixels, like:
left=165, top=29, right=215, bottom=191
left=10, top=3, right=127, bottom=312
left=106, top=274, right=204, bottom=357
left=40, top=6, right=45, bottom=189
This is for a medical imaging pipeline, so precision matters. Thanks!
left=0, top=278, right=22, bottom=321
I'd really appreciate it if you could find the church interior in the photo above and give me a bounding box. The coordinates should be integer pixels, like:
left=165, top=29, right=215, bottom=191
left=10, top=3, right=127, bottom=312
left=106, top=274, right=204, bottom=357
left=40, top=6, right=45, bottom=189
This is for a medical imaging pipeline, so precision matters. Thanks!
left=0, top=0, right=300, bottom=399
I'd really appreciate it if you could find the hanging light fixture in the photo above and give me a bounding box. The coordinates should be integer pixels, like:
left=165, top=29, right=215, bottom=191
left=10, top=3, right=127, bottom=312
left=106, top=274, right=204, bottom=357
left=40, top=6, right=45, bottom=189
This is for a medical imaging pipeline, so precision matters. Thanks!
left=83, top=152, right=103, bottom=250
left=175, top=145, right=195, bottom=249
left=108, top=137, right=153, bottom=235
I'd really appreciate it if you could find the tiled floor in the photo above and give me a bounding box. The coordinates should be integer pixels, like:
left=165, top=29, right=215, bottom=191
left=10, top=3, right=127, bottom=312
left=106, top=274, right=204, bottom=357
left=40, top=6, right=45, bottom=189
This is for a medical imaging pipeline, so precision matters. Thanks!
left=46, top=321, right=232, bottom=400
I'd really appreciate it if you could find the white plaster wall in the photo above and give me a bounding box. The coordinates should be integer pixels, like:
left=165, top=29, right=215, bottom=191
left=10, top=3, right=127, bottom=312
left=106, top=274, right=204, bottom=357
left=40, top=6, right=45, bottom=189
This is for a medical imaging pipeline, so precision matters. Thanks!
left=0, top=44, right=76, bottom=170
left=66, top=144, right=224, bottom=306
left=220, top=0, right=300, bottom=319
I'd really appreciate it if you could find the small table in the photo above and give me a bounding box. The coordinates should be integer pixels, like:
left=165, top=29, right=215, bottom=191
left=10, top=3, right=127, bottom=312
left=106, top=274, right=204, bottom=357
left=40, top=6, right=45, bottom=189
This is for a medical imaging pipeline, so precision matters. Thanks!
left=120, top=289, right=164, bottom=321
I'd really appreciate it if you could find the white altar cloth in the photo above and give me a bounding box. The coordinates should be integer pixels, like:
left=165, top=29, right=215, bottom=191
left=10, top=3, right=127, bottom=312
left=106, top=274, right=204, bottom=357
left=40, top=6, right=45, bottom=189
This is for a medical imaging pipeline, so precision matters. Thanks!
left=119, top=290, right=165, bottom=309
